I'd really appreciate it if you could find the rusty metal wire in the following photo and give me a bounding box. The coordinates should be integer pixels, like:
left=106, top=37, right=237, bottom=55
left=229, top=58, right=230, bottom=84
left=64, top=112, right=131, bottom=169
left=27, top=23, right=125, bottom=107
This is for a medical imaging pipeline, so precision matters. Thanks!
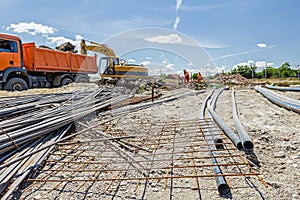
left=24, top=118, right=266, bottom=199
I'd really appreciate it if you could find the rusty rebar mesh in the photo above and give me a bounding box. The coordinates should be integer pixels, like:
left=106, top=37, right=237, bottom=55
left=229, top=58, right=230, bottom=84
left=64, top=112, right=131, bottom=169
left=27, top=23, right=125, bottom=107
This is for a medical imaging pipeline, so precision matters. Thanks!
left=23, top=119, right=266, bottom=199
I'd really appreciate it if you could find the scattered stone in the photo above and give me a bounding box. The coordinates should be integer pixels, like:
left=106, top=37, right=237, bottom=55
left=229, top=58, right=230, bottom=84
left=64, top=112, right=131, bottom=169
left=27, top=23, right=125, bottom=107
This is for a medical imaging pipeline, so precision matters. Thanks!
left=286, top=145, right=298, bottom=151
left=274, top=151, right=286, bottom=158
left=33, top=195, right=42, bottom=200
left=190, top=185, right=199, bottom=190
left=280, top=166, right=286, bottom=170
left=282, top=137, right=290, bottom=141
left=271, top=182, right=282, bottom=188
left=259, top=135, right=269, bottom=143
left=249, top=197, right=257, bottom=200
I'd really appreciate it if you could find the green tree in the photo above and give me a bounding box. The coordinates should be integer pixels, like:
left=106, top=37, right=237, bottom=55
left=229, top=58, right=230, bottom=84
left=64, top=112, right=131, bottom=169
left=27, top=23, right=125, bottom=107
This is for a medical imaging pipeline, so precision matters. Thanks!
left=279, top=62, right=296, bottom=78
left=160, top=73, right=166, bottom=80
left=192, top=73, right=198, bottom=80
left=228, top=65, right=257, bottom=79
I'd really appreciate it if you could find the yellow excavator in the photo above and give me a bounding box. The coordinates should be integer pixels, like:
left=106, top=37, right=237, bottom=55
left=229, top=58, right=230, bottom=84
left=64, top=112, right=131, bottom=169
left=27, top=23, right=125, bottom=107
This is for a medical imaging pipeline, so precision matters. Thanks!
left=80, top=40, right=149, bottom=80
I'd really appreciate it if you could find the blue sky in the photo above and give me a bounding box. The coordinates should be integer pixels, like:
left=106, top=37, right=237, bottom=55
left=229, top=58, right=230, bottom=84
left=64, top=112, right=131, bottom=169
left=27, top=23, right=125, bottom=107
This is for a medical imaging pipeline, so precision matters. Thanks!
left=1, top=0, right=300, bottom=75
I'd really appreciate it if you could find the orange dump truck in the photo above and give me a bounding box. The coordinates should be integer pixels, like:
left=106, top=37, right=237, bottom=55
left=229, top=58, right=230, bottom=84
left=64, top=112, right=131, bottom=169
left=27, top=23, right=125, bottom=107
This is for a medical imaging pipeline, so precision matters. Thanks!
left=0, top=33, right=97, bottom=91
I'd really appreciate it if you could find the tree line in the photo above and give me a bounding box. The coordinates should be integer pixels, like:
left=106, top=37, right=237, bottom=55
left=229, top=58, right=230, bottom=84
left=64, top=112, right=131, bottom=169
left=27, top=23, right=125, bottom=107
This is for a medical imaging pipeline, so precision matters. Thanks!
left=226, top=62, right=299, bottom=79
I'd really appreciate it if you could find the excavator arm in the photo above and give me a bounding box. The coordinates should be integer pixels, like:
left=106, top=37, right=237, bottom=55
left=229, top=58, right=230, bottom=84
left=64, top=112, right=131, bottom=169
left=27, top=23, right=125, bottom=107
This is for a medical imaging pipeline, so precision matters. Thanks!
left=80, top=39, right=116, bottom=57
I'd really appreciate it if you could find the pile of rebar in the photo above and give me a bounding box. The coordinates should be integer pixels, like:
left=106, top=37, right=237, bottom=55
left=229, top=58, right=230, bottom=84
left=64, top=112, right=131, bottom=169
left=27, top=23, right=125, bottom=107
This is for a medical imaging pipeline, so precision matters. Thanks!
left=0, top=87, right=131, bottom=198
left=0, top=87, right=206, bottom=199
left=0, top=86, right=268, bottom=199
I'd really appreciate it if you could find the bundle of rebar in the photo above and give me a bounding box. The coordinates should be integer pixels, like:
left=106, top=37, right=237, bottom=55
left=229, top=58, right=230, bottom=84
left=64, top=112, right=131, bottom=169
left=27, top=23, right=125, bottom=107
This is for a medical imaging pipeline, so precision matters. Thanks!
left=0, top=87, right=204, bottom=198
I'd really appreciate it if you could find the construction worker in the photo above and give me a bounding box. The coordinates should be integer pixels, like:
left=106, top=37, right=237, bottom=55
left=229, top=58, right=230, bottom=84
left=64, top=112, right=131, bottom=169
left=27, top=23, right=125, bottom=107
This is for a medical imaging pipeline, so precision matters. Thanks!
left=197, top=72, right=202, bottom=83
left=183, top=69, right=189, bottom=83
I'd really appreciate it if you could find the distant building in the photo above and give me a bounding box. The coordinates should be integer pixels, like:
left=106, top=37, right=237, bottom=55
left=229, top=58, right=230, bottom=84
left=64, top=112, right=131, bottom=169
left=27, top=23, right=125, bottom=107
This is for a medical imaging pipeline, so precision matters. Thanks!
left=166, top=74, right=181, bottom=79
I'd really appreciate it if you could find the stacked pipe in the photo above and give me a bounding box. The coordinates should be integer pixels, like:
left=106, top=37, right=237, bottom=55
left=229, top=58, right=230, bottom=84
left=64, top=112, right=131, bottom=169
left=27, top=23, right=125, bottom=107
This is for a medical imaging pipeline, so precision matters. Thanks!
left=231, top=89, right=254, bottom=151
left=199, top=90, right=231, bottom=197
left=255, top=85, right=300, bottom=113
left=207, top=89, right=242, bottom=149
left=266, top=84, right=300, bottom=92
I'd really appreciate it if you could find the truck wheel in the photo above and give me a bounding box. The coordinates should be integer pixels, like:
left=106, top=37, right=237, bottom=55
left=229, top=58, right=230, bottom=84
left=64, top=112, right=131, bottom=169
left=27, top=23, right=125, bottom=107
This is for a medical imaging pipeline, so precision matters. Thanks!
left=61, top=78, right=73, bottom=86
left=75, top=76, right=89, bottom=83
left=4, top=78, right=28, bottom=91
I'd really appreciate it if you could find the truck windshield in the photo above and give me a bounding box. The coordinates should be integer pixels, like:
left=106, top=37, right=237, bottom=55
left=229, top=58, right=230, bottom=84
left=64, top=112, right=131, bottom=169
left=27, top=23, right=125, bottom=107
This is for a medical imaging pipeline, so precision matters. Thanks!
left=0, top=39, right=18, bottom=53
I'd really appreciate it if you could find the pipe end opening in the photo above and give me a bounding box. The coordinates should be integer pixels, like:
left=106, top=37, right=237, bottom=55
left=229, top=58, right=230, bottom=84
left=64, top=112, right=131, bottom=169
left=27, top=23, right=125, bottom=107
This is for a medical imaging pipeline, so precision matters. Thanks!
left=218, top=183, right=231, bottom=197
left=237, top=142, right=243, bottom=150
left=243, top=141, right=254, bottom=151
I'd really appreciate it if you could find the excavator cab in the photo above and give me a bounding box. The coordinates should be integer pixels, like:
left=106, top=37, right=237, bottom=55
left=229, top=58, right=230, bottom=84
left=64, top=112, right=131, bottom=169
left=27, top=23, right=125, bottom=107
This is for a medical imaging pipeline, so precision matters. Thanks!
left=99, top=57, right=119, bottom=75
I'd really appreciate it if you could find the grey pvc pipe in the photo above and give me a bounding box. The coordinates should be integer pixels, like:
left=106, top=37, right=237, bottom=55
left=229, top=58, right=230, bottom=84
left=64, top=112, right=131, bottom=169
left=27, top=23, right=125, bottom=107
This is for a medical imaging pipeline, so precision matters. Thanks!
left=255, top=86, right=300, bottom=113
left=266, top=84, right=300, bottom=92
left=231, top=89, right=254, bottom=151
left=208, top=89, right=242, bottom=149
left=200, top=90, right=231, bottom=196
left=212, top=156, right=231, bottom=196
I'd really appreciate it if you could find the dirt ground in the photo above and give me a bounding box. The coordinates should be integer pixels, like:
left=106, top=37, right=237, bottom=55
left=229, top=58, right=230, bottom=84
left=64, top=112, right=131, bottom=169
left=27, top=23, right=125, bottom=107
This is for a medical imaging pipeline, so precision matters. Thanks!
left=1, top=83, right=299, bottom=199
left=216, top=88, right=300, bottom=200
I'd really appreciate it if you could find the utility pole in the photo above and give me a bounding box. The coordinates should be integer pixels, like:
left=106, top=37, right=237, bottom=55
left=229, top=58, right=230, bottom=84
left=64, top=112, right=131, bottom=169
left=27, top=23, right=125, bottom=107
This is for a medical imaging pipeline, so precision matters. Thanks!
left=250, top=63, right=254, bottom=79
left=265, top=65, right=267, bottom=79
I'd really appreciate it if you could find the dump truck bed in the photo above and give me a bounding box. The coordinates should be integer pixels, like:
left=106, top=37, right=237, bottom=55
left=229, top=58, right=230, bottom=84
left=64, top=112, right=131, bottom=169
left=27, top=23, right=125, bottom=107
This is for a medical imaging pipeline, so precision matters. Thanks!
left=23, top=43, right=97, bottom=73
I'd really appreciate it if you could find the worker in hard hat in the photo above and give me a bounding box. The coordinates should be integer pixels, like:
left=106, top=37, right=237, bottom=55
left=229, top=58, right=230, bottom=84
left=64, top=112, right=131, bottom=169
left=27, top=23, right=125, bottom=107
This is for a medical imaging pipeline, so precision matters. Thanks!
left=183, top=69, right=189, bottom=83
left=197, top=72, right=202, bottom=83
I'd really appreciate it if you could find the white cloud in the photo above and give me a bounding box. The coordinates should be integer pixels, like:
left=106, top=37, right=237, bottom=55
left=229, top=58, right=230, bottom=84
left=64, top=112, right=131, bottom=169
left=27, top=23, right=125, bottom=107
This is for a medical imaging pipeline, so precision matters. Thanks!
left=247, top=60, right=254, bottom=64
left=187, top=63, right=197, bottom=69
left=165, top=63, right=175, bottom=70
left=173, top=17, right=180, bottom=30
left=176, top=0, right=182, bottom=11
left=145, top=34, right=182, bottom=44
left=162, top=59, right=170, bottom=64
left=173, top=0, right=183, bottom=30
left=140, top=61, right=151, bottom=66
left=255, top=61, right=267, bottom=67
left=127, top=58, right=136, bottom=63
left=232, top=60, right=275, bottom=71
left=75, top=35, right=84, bottom=40
left=46, top=36, right=82, bottom=53
left=213, top=49, right=260, bottom=61
left=47, top=36, right=74, bottom=45
left=233, top=62, right=249, bottom=68
left=5, top=22, right=57, bottom=36
left=146, top=57, right=152, bottom=60
left=257, top=43, right=267, bottom=48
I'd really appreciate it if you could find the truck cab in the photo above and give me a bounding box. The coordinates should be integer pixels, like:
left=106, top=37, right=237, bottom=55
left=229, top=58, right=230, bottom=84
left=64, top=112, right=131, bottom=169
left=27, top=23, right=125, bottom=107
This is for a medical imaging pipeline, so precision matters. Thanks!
left=0, top=34, right=29, bottom=90
left=0, top=36, right=21, bottom=68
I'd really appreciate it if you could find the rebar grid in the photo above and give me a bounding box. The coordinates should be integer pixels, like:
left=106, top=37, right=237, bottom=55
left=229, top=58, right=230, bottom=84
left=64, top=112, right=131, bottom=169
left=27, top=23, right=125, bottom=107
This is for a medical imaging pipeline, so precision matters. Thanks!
left=25, top=118, right=265, bottom=199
